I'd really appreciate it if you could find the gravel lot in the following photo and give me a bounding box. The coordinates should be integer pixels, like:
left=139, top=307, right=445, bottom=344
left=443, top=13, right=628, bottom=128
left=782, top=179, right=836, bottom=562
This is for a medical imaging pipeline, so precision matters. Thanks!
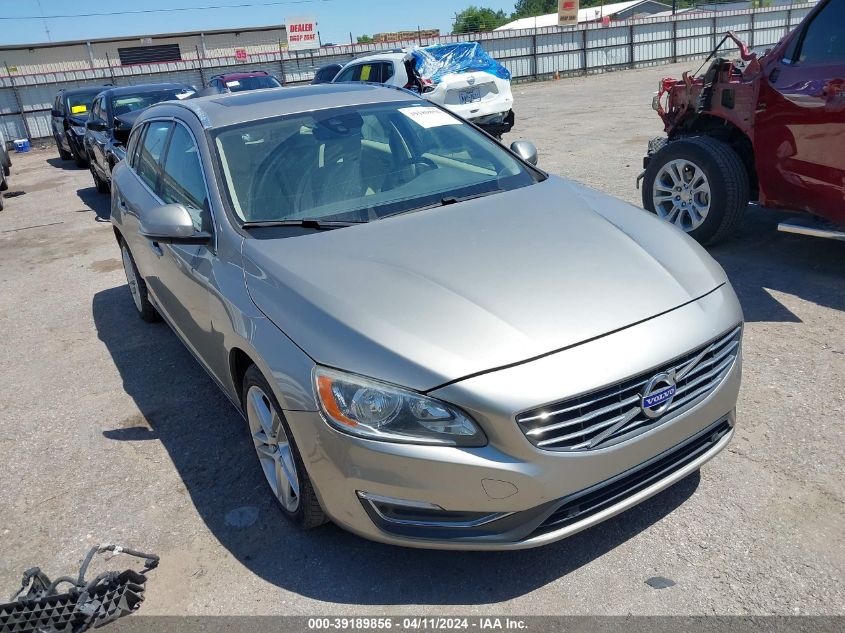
left=1, top=62, right=843, bottom=616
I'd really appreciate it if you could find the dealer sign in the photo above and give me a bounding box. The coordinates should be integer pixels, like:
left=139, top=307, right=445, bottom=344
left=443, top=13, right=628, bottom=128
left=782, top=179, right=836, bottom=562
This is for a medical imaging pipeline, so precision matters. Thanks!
left=558, top=0, right=579, bottom=26
left=285, top=16, right=319, bottom=51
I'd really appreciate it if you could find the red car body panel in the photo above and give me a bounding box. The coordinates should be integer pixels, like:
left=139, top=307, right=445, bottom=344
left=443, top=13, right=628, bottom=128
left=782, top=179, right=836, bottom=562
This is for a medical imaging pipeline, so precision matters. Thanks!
left=654, top=0, right=845, bottom=226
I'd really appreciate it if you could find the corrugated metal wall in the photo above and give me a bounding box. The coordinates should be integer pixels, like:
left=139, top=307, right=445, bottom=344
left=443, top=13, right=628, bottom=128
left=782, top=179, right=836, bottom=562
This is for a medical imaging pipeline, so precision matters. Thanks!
left=0, top=3, right=816, bottom=141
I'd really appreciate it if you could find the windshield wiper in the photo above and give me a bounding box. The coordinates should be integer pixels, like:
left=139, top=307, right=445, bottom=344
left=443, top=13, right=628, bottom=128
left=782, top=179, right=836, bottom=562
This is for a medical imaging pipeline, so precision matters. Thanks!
left=381, top=189, right=503, bottom=220
left=240, top=218, right=364, bottom=230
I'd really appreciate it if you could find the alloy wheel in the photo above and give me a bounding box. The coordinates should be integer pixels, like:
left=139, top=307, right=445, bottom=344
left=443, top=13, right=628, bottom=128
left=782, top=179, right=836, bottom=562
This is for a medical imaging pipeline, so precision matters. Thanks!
left=652, top=158, right=711, bottom=232
left=246, top=385, right=300, bottom=512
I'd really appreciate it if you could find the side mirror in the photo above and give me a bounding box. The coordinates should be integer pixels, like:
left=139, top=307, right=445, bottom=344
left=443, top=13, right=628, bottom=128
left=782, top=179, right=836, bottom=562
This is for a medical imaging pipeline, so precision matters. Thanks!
left=86, top=120, right=105, bottom=132
left=510, top=140, right=538, bottom=166
left=51, top=109, right=62, bottom=117
left=139, top=204, right=211, bottom=244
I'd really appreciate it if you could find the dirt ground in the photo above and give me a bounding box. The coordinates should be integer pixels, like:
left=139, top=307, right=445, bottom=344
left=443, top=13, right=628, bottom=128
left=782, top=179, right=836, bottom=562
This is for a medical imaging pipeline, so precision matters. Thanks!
left=0, top=62, right=843, bottom=616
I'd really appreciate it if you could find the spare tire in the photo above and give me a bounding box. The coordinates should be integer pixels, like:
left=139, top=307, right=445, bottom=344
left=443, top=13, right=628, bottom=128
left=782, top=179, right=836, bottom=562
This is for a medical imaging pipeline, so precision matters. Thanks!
left=642, top=136, right=749, bottom=245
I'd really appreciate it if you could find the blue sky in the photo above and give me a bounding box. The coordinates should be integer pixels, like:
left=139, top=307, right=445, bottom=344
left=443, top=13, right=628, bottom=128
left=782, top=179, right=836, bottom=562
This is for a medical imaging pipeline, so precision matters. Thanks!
left=4, top=0, right=516, bottom=47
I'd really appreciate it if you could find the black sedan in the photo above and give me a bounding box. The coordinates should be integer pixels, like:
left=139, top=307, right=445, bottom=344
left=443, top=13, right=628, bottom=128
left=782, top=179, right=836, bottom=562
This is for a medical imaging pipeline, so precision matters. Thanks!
left=84, top=83, right=194, bottom=193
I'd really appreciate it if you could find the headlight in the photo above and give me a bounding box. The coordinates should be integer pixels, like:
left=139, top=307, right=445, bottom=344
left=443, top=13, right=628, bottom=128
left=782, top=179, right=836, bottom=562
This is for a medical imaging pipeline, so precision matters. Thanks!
left=71, top=126, right=86, bottom=136
left=313, top=367, right=486, bottom=447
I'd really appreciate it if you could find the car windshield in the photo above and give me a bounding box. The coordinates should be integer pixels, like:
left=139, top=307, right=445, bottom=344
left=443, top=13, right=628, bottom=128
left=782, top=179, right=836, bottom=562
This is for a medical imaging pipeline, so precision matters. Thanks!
left=213, top=101, right=539, bottom=224
left=223, top=76, right=281, bottom=91
left=65, top=91, right=101, bottom=117
left=110, top=88, right=194, bottom=120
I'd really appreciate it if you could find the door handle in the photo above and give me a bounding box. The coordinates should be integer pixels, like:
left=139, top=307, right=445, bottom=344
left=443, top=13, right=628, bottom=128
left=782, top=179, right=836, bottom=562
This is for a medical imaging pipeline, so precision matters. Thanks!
left=149, top=241, right=163, bottom=257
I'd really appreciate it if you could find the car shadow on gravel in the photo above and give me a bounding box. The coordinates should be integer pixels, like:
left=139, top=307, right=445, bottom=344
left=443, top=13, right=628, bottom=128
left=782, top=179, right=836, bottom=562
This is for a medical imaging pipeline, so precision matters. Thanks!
left=708, top=204, right=845, bottom=323
left=76, top=186, right=111, bottom=222
left=46, top=157, right=85, bottom=170
left=93, top=284, right=701, bottom=605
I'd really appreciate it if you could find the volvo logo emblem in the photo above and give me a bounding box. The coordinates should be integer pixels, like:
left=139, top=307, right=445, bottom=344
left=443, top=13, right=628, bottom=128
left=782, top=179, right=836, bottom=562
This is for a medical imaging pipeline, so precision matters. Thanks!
left=641, top=372, right=677, bottom=419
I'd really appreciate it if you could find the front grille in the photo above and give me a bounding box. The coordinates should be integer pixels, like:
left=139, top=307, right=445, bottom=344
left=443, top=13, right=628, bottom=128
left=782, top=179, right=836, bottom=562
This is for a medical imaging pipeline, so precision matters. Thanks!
left=535, top=418, right=732, bottom=533
left=516, top=325, right=741, bottom=451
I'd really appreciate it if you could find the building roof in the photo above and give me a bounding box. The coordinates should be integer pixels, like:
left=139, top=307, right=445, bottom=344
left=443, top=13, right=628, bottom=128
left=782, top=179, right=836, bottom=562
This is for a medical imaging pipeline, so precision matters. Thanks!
left=495, top=0, right=670, bottom=29
left=0, top=24, right=285, bottom=52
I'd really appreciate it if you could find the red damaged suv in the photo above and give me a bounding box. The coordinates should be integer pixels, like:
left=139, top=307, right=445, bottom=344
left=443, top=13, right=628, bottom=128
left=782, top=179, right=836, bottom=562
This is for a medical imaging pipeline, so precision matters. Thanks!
left=641, top=0, right=844, bottom=244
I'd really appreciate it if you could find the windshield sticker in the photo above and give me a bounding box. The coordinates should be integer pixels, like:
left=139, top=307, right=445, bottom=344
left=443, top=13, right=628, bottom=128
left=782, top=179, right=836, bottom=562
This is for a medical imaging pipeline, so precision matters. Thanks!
left=225, top=80, right=240, bottom=88
left=359, top=65, right=372, bottom=81
left=70, top=105, right=87, bottom=114
left=398, top=106, right=460, bottom=129
left=175, top=91, right=195, bottom=100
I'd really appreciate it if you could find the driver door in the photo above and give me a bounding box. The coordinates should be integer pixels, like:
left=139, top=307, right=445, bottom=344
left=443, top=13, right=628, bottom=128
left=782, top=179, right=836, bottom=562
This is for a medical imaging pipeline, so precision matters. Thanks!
left=754, top=0, right=845, bottom=216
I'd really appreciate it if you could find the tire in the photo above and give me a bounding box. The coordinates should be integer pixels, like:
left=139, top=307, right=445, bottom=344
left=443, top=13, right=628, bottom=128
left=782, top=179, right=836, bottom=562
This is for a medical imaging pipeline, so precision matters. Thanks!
left=57, top=136, right=72, bottom=161
left=74, top=149, right=89, bottom=168
left=2, top=164, right=8, bottom=178
left=91, top=162, right=109, bottom=194
left=642, top=136, right=749, bottom=245
left=120, top=241, right=160, bottom=323
left=0, top=191, right=4, bottom=212
left=242, top=365, right=327, bottom=529
left=0, top=174, right=7, bottom=191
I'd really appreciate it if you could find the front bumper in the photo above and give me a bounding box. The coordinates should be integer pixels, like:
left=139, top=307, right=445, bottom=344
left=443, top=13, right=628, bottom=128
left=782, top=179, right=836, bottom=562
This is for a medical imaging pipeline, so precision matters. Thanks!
left=285, top=285, right=742, bottom=550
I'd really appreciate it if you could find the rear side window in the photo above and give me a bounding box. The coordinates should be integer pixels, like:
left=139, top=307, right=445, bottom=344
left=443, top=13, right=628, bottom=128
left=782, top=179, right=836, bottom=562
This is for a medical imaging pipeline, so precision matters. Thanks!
left=335, top=62, right=393, bottom=84
left=795, top=0, right=845, bottom=64
left=160, top=124, right=209, bottom=230
left=136, top=121, right=173, bottom=192
left=128, top=124, right=145, bottom=168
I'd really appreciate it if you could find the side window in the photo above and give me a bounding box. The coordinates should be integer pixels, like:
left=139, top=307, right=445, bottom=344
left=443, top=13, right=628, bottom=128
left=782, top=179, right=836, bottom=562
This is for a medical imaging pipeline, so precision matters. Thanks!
left=334, top=64, right=360, bottom=82
left=796, top=0, right=845, bottom=64
left=128, top=124, right=145, bottom=169
left=136, top=121, right=173, bottom=192
left=380, top=62, right=394, bottom=83
left=160, top=124, right=209, bottom=231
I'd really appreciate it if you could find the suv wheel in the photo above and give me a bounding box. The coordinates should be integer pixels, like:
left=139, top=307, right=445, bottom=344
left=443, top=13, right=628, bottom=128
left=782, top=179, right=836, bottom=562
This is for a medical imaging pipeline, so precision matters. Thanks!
left=642, top=136, right=749, bottom=245
left=242, top=365, right=327, bottom=529
left=91, top=162, right=109, bottom=193
left=57, top=136, right=72, bottom=161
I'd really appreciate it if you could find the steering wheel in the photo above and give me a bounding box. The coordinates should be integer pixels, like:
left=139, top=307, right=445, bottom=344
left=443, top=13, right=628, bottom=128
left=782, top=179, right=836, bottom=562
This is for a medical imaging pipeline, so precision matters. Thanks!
left=407, top=156, right=437, bottom=170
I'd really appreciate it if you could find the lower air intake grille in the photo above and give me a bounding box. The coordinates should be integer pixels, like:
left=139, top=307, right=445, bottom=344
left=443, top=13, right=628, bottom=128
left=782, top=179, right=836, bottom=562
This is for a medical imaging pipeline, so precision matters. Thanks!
left=516, top=325, right=741, bottom=451
left=536, top=418, right=732, bottom=533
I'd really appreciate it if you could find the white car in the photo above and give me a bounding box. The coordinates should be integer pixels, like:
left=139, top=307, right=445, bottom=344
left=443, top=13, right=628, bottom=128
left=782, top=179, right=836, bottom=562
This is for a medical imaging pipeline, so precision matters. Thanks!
left=332, top=49, right=514, bottom=137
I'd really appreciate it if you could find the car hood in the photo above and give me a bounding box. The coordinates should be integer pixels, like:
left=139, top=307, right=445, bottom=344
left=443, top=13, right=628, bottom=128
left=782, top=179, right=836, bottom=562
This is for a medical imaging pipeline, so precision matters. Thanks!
left=242, top=176, right=727, bottom=391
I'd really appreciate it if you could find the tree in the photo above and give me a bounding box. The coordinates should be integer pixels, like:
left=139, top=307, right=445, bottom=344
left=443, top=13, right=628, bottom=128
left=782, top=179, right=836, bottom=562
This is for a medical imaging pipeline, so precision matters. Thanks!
left=511, top=0, right=557, bottom=19
left=452, top=6, right=509, bottom=33
left=357, top=34, right=373, bottom=43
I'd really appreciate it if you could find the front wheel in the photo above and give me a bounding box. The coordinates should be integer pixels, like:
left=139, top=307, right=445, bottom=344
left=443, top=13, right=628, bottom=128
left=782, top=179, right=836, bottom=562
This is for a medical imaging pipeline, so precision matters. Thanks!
left=243, top=365, right=327, bottom=529
left=642, top=136, right=749, bottom=245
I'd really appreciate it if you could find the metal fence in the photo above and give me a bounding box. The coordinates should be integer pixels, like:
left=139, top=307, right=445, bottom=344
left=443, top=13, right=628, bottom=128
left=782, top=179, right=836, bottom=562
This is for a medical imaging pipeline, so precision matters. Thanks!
left=0, top=2, right=816, bottom=142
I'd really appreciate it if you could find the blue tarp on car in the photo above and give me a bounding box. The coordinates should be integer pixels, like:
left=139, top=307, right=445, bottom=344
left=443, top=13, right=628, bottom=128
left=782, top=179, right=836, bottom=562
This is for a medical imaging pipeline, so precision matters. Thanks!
left=410, top=42, right=511, bottom=84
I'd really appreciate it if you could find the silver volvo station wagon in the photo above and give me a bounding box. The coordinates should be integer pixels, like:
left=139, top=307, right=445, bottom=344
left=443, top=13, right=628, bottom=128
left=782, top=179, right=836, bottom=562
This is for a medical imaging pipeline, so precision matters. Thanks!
left=110, top=84, right=742, bottom=550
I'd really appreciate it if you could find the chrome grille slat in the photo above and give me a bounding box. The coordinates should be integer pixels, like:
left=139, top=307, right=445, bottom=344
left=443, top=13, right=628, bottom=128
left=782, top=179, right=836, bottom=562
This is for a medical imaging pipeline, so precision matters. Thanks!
left=516, top=325, right=741, bottom=452
left=518, top=378, right=648, bottom=423
left=535, top=409, right=635, bottom=446
left=526, top=393, right=641, bottom=437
